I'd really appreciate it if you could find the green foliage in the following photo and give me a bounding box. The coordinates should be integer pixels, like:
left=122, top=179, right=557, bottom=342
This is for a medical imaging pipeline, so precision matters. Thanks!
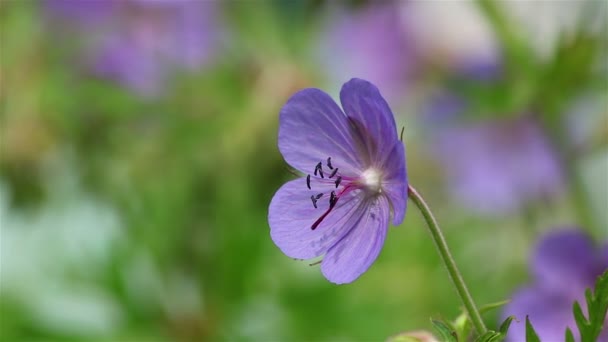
left=474, top=331, right=502, bottom=342
left=439, top=300, right=512, bottom=342
left=431, top=319, right=458, bottom=342
left=479, top=300, right=511, bottom=315
left=387, top=331, right=439, bottom=342
left=572, top=270, right=608, bottom=342
left=451, top=312, right=472, bottom=342
left=565, top=328, right=576, bottom=342
left=469, top=315, right=515, bottom=342
left=498, top=316, right=515, bottom=338
left=525, top=316, right=541, bottom=342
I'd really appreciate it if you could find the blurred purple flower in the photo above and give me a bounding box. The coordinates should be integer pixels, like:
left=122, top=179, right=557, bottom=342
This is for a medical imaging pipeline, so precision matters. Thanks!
left=502, top=229, right=608, bottom=342
left=268, top=79, right=408, bottom=284
left=45, top=0, right=221, bottom=97
left=317, top=4, right=416, bottom=101
left=424, top=60, right=563, bottom=215
left=430, top=113, right=564, bottom=215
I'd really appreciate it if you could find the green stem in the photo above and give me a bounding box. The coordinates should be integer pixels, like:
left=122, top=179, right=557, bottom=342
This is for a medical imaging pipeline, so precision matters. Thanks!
left=408, top=185, right=487, bottom=335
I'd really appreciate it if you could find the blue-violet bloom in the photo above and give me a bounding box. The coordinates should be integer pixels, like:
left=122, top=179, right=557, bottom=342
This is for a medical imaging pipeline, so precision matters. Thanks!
left=45, top=0, right=221, bottom=97
left=268, top=78, right=408, bottom=284
left=317, top=4, right=417, bottom=101
left=424, top=60, right=563, bottom=215
left=502, top=229, right=608, bottom=342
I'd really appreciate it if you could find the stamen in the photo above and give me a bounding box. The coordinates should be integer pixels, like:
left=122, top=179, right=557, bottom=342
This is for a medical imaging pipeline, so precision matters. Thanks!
left=306, top=174, right=311, bottom=189
left=400, top=126, right=405, bottom=141
left=327, top=157, right=333, bottom=170
left=329, top=191, right=337, bottom=207
left=310, top=195, right=318, bottom=209
left=315, top=193, right=323, bottom=200
left=329, top=168, right=338, bottom=178
left=315, top=162, right=324, bottom=178
left=311, top=191, right=340, bottom=230
left=334, top=176, right=342, bottom=188
left=309, top=260, right=322, bottom=266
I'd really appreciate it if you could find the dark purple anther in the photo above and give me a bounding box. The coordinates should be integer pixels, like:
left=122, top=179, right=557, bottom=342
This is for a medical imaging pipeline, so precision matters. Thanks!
left=314, top=162, right=325, bottom=178
left=306, top=174, right=311, bottom=189
left=327, top=157, right=334, bottom=170
left=334, top=176, right=342, bottom=188
left=315, top=193, right=323, bottom=200
left=329, top=168, right=339, bottom=178
left=311, top=195, right=318, bottom=208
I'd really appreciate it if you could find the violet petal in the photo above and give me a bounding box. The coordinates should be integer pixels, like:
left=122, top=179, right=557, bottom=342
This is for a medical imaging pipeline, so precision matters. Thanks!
left=278, top=88, right=364, bottom=176
left=532, top=229, right=599, bottom=292
left=269, top=179, right=364, bottom=260
left=321, top=196, right=389, bottom=284
left=380, top=142, right=408, bottom=225
left=503, top=286, right=577, bottom=342
left=339, top=78, right=400, bottom=165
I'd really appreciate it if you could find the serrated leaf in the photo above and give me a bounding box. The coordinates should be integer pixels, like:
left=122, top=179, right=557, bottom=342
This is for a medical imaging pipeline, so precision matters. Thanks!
left=565, top=328, right=575, bottom=342
left=572, top=270, right=608, bottom=342
left=474, top=330, right=502, bottom=342
left=498, top=316, right=516, bottom=336
left=572, top=301, right=588, bottom=333
left=525, top=316, right=541, bottom=342
left=431, top=319, right=458, bottom=342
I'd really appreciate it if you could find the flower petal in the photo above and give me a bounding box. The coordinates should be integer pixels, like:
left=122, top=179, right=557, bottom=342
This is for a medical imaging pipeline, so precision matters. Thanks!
left=428, top=117, right=563, bottom=215
left=279, top=88, right=364, bottom=176
left=531, top=229, right=601, bottom=292
left=501, top=286, right=577, bottom=342
left=321, top=195, right=389, bottom=284
left=268, top=178, right=365, bottom=260
left=381, top=141, right=408, bottom=225
left=339, top=78, right=399, bottom=165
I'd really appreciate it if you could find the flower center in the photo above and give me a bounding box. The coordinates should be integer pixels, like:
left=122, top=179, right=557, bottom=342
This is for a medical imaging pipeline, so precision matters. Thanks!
left=361, top=168, right=382, bottom=194
left=304, top=158, right=385, bottom=230
left=305, top=157, right=358, bottom=230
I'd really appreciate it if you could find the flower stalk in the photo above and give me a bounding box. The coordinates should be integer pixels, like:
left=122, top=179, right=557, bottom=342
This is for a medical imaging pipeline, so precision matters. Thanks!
left=408, top=185, right=487, bottom=335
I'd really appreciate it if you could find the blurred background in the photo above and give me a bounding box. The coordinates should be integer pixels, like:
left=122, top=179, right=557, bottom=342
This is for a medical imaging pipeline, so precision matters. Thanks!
left=1, top=0, right=607, bottom=341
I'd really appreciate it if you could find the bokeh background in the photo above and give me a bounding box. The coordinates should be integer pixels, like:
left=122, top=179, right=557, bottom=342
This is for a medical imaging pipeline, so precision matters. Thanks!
left=1, top=0, right=607, bottom=341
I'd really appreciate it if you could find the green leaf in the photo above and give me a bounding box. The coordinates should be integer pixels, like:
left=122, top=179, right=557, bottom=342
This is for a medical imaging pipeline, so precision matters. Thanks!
left=479, top=300, right=511, bottom=315
left=449, top=300, right=510, bottom=341
left=474, top=331, right=502, bottom=342
left=571, top=270, right=608, bottom=342
left=525, top=316, right=541, bottom=342
left=498, top=316, right=516, bottom=336
left=386, top=331, right=438, bottom=342
left=565, top=328, right=575, bottom=342
left=431, top=319, right=458, bottom=342
left=573, top=301, right=587, bottom=334
left=451, top=312, right=472, bottom=342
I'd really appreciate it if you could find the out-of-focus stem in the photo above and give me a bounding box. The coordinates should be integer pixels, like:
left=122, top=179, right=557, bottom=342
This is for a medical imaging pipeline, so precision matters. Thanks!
left=408, top=185, right=488, bottom=335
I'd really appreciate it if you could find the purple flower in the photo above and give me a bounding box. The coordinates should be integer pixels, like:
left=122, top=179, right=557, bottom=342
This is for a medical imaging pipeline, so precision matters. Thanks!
left=423, top=58, right=564, bottom=216
left=268, top=79, right=408, bottom=284
left=45, top=0, right=115, bottom=23
left=317, top=4, right=417, bottom=101
left=502, top=229, right=608, bottom=342
left=45, top=0, right=221, bottom=97
left=429, top=114, right=564, bottom=215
